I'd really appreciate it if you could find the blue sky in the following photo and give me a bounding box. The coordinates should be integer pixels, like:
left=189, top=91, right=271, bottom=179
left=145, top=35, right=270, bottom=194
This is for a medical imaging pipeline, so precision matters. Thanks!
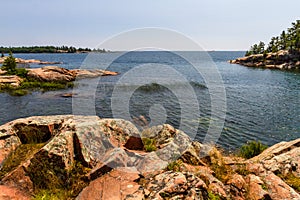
left=1, top=0, right=299, bottom=50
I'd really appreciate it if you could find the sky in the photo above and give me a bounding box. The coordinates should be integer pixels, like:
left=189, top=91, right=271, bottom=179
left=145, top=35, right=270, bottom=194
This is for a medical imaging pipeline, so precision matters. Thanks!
left=0, top=0, right=299, bottom=51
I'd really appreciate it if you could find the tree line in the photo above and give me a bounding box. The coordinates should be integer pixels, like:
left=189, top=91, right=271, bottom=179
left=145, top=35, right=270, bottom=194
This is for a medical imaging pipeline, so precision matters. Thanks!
left=245, top=20, right=300, bottom=56
left=0, top=46, right=94, bottom=54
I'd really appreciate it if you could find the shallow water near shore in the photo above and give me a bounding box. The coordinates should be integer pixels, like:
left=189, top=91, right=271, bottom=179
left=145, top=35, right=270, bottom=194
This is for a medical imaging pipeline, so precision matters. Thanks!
left=0, top=51, right=299, bottom=150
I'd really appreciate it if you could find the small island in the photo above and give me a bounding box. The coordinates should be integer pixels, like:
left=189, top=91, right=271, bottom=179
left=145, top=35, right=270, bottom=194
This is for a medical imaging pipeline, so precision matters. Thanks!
left=230, top=20, right=300, bottom=70
left=0, top=52, right=118, bottom=96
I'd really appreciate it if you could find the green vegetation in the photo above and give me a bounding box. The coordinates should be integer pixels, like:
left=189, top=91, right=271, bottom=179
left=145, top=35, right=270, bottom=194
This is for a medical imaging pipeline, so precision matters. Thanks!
left=246, top=20, right=300, bottom=56
left=277, top=172, right=300, bottom=192
left=1, top=52, right=29, bottom=78
left=0, top=81, right=74, bottom=96
left=166, top=160, right=183, bottom=172
left=203, top=147, right=234, bottom=183
left=1, top=52, right=17, bottom=74
left=0, top=46, right=111, bottom=54
left=20, top=80, right=74, bottom=91
left=32, top=189, right=69, bottom=200
left=208, top=191, right=221, bottom=200
left=235, top=164, right=251, bottom=176
left=142, top=138, right=157, bottom=152
left=0, top=143, right=45, bottom=179
left=238, top=141, right=268, bottom=159
left=0, top=46, right=92, bottom=53
left=29, top=158, right=90, bottom=199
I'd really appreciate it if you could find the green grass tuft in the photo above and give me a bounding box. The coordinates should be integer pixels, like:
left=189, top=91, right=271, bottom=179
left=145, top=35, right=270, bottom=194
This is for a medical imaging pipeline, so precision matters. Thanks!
left=208, top=191, right=221, bottom=200
left=166, top=160, right=183, bottom=172
left=238, top=141, right=268, bottom=159
left=142, top=138, right=157, bottom=152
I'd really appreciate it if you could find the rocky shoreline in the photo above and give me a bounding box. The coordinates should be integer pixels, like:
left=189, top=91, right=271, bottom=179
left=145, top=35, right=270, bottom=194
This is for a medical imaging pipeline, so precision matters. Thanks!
left=0, top=115, right=299, bottom=199
left=229, top=50, right=300, bottom=70
left=0, top=66, right=118, bottom=89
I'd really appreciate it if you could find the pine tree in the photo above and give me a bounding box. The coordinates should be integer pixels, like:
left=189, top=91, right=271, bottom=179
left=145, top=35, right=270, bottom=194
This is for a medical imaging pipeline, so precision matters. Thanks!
left=1, top=52, right=16, bottom=74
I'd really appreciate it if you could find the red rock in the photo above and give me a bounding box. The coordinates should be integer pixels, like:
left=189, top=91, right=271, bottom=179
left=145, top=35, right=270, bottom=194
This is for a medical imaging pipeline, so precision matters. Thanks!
left=27, top=66, right=75, bottom=82
left=0, top=185, right=30, bottom=200
left=209, top=182, right=227, bottom=199
left=227, top=174, right=246, bottom=190
left=245, top=174, right=270, bottom=200
left=77, top=167, right=140, bottom=200
left=264, top=172, right=300, bottom=200
left=1, top=166, right=34, bottom=194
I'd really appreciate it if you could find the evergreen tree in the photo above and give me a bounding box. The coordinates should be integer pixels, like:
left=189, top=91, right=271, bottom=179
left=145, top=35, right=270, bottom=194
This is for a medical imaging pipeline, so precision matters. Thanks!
left=1, top=52, right=16, bottom=74
left=245, top=20, right=300, bottom=56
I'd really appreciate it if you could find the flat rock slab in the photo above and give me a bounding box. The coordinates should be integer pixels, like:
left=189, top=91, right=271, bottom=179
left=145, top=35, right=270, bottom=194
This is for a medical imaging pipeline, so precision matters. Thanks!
left=27, top=66, right=118, bottom=82
left=76, top=167, right=140, bottom=200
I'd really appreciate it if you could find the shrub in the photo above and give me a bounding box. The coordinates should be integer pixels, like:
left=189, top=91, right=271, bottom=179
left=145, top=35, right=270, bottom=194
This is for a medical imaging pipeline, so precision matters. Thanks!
left=1, top=52, right=16, bottom=74
left=142, top=138, right=157, bottom=152
left=204, top=147, right=234, bottom=183
left=9, top=89, right=28, bottom=96
left=208, top=191, right=221, bottom=200
left=1, top=52, right=28, bottom=78
left=238, top=141, right=268, bottom=159
left=166, top=160, right=183, bottom=172
left=15, top=68, right=28, bottom=78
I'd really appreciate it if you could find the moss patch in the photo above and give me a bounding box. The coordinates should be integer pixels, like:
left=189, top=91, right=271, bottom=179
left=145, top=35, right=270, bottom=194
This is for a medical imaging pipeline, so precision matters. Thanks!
left=27, top=152, right=91, bottom=199
left=0, top=143, right=45, bottom=179
left=277, top=172, right=300, bottom=192
left=14, top=124, right=52, bottom=144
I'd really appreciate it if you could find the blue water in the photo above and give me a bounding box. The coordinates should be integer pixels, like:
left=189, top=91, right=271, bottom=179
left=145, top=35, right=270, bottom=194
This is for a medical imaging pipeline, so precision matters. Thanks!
left=1, top=52, right=299, bottom=150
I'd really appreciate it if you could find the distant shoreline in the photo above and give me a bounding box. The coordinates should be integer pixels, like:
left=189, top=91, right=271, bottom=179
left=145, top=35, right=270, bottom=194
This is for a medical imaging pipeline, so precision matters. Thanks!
left=0, top=46, right=109, bottom=54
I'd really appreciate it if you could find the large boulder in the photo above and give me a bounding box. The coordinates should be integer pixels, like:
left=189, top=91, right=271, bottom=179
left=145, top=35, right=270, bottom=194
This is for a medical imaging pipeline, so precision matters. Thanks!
left=27, top=66, right=75, bottom=82
left=27, top=66, right=118, bottom=82
left=249, top=138, right=300, bottom=177
left=71, top=69, right=118, bottom=79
